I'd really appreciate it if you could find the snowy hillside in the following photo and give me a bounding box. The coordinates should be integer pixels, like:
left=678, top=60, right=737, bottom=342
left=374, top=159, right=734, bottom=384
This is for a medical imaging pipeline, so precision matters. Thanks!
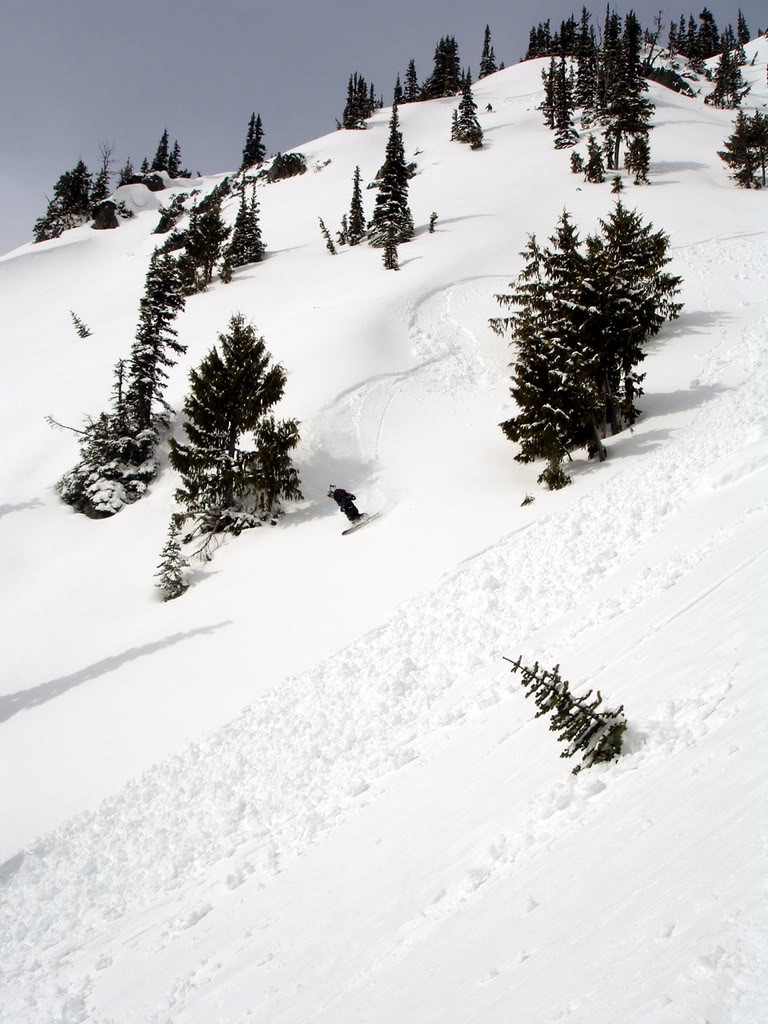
left=1, top=44, right=767, bottom=1023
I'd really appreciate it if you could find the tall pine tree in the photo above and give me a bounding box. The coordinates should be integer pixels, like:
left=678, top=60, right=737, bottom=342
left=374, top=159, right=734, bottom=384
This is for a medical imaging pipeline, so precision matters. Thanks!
left=368, top=104, right=414, bottom=247
left=347, top=165, right=366, bottom=245
left=479, top=25, right=498, bottom=78
left=126, top=250, right=187, bottom=431
left=169, top=313, right=302, bottom=537
left=241, top=113, right=266, bottom=169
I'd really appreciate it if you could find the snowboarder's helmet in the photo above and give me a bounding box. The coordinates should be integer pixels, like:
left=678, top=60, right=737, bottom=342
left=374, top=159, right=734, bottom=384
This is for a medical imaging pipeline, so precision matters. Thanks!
left=328, top=484, right=336, bottom=496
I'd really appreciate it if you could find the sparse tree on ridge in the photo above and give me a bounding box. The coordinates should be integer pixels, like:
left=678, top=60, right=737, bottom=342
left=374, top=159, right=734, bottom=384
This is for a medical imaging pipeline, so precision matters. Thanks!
left=33, top=159, right=93, bottom=242
left=90, top=142, right=115, bottom=207
left=479, top=24, right=498, bottom=78
left=404, top=59, right=420, bottom=102
left=241, top=112, right=266, bottom=170
left=421, top=35, right=461, bottom=99
left=167, top=140, right=183, bottom=178
left=151, top=129, right=170, bottom=172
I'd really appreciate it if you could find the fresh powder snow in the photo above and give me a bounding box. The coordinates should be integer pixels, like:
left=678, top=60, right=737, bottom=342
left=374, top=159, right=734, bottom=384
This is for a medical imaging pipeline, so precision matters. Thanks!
left=0, top=44, right=766, bottom=1024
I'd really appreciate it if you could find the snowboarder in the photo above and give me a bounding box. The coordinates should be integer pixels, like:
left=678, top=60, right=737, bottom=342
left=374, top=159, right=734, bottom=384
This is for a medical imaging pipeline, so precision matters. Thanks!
left=328, top=484, right=363, bottom=522
left=485, top=103, right=494, bottom=112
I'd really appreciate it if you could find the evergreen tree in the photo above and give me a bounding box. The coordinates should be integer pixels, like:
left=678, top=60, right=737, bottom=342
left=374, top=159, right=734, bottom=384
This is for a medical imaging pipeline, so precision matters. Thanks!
left=347, top=165, right=366, bottom=245
left=706, top=43, right=750, bottom=108
left=336, top=214, right=349, bottom=246
left=697, top=7, right=720, bottom=57
left=342, top=73, right=376, bottom=128
left=90, top=143, right=115, bottom=208
left=241, top=112, right=266, bottom=169
left=718, top=109, right=768, bottom=187
left=383, top=221, right=400, bottom=270
left=602, top=10, right=654, bottom=170
left=125, top=250, right=187, bottom=431
left=421, top=36, right=461, bottom=99
left=118, top=159, right=135, bottom=186
left=70, top=311, right=92, bottom=338
left=626, top=133, right=650, bottom=183
left=167, top=140, right=183, bottom=178
left=570, top=151, right=585, bottom=174
left=450, top=108, right=460, bottom=140
left=429, top=211, right=438, bottom=232
left=490, top=204, right=681, bottom=488
left=553, top=57, right=579, bottom=148
left=33, top=160, right=93, bottom=242
left=575, top=9, right=598, bottom=118
left=319, top=217, right=337, bottom=254
left=584, top=134, right=606, bottom=182
left=540, top=58, right=558, bottom=130
left=56, top=360, right=157, bottom=517
left=490, top=219, right=593, bottom=490
left=611, top=173, right=624, bottom=192
left=393, top=74, right=404, bottom=106
left=179, top=195, right=232, bottom=291
left=586, top=200, right=682, bottom=431
left=505, top=657, right=627, bottom=773
left=479, top=24, right=498, bottom=78
left=454, top=73, right=484, bottom=148
left=169, top=313, right=302, bottom=537
left=737, top=9, right=750, bottom=44
left=368, top=104, right=414, bottom=247
left=155, top=519, right=189, bottom=600
left=151, top=129, right=170, bottom=172
left=404, top=59, right=420, bottom=102
left=224, top=182, right=265, bottom=269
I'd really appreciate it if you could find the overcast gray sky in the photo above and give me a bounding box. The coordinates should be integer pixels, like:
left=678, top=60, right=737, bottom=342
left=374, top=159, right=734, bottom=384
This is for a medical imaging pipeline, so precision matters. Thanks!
left=1, top=1, right=764, bottom=254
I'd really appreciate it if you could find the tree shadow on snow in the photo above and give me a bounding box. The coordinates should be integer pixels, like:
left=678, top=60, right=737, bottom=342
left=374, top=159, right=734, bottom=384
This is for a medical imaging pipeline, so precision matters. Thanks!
left=568, top=383, right=724, bottom=480
left=0, top=622, right=233, bottom=725
left=651, top=160, right=709, bottom=175
left=0, top=498, right=42, bottom=521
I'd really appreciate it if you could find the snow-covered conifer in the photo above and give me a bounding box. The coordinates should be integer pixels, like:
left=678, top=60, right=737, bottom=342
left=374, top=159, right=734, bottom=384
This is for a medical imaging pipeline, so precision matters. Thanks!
left=368, top=105, right=414, bottom=247
left=155, top=519, right=189, bottom=600
left=347, top=166, right=366, bottom=245
left=70, top=311, right=92, bottom=338
left=506, top=657, right=627, bottom=773
left=169, top=314, right=302, bottom=542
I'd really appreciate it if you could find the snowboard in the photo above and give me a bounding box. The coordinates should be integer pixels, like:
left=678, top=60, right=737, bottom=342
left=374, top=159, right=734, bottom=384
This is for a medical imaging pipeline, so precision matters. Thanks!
left=342, top=512, right=380, bottom=536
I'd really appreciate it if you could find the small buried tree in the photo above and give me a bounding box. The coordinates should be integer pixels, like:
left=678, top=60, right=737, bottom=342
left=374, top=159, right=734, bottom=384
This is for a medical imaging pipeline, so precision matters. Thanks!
left=505, top=656, right=627, bottom=773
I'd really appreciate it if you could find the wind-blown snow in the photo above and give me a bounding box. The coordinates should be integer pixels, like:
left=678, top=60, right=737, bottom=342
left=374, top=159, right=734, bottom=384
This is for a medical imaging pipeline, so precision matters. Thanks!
left=1, top=45, right=766, bottom=1024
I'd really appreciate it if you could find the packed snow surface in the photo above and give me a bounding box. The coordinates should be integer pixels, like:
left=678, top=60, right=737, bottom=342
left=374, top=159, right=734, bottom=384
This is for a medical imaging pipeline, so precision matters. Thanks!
left=1, top=46, right=766, bottom=1024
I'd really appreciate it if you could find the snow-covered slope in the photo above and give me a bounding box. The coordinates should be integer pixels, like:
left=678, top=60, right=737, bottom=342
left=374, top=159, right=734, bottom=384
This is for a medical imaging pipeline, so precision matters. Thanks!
left=1, top=48, right=766, bottom=1023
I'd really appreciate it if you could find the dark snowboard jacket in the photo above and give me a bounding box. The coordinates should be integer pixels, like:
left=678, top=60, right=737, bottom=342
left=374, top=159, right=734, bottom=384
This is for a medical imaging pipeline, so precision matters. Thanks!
left=330, top=488, right=356, bottom=510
